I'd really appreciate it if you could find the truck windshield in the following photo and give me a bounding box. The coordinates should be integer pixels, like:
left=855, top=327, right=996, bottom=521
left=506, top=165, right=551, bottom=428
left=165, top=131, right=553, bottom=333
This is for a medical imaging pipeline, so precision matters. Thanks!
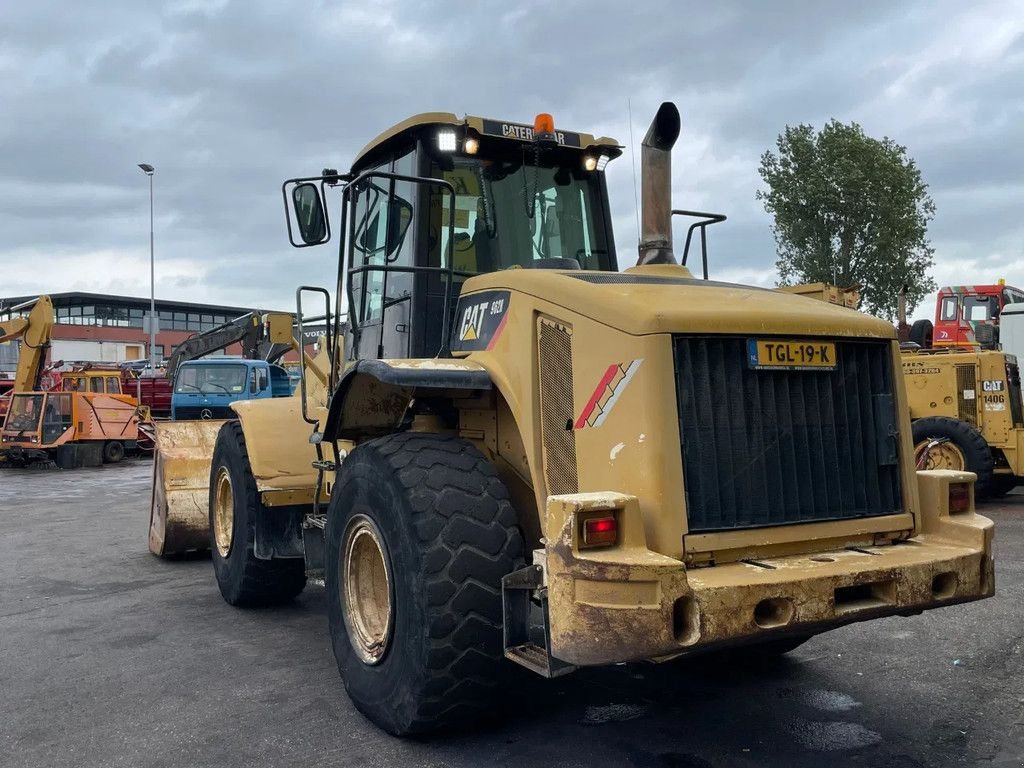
left=6, top=394, right=43, bottom=431
left=432, top=157, right=613, bottom=275
left=174, top=364, right=248, bottom=394
left=963, top=295, right=998, bottom=322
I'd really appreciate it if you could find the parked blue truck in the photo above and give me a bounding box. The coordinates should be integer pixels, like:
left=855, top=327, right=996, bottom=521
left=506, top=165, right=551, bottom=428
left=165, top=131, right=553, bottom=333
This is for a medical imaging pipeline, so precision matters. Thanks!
left=170, top=358, right=292, bottom=420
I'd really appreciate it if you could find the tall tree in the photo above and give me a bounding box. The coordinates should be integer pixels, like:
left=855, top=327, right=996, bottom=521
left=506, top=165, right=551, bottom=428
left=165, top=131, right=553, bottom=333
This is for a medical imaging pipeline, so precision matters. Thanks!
left=757, top=120, right=936, bottom=320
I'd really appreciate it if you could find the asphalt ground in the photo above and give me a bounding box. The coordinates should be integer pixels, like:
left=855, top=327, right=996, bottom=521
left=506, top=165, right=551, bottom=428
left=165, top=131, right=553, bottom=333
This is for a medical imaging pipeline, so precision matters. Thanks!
left=1, top=460, right=1021, bottom=768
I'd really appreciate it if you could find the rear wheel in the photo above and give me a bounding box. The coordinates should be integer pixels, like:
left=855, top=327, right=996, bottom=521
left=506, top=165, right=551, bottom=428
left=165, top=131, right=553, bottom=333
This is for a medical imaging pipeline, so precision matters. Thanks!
left=102, top=441, right=125, bottom=464
left=208, top=422, right=306, bottom=606
left=912, top=416, right=994, bottom=498
left=325, top=432, right=524, bottom=736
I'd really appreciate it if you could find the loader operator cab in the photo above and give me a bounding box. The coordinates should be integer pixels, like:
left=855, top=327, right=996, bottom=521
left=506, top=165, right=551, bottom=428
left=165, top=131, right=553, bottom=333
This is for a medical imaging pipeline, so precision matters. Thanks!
left=285, top=112, right=621, bottom=362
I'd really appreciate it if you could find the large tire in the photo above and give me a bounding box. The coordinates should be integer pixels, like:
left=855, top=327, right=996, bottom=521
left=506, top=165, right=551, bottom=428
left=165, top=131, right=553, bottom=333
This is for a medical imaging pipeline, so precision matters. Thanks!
left=102, top=440, right=125, bottom=464
left=208, top=422, right=306, bottom=606
left=912, top=416, right=994, bottom=497
left=909, top=319, right=933, bottom=349
left=325, top=433, right=524, bottom=736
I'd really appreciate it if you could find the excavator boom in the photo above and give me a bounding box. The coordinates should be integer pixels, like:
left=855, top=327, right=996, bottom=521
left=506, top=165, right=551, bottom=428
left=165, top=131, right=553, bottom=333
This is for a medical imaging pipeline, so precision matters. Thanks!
left=164, top=311, right=294, bottom=380
left=0, top=296, right=55, bottom=393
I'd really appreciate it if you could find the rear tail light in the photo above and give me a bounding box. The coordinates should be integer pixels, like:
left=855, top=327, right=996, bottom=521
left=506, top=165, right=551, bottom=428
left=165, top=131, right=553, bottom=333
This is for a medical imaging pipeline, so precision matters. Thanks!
left=581, top=516, right=618, bottom=548
left=948, top=483, right=971, bottom=514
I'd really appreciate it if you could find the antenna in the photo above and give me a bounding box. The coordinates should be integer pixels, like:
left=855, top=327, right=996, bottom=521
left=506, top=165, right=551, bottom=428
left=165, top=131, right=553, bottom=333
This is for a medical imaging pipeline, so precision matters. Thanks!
left=627, top=99, right=641, bottom=252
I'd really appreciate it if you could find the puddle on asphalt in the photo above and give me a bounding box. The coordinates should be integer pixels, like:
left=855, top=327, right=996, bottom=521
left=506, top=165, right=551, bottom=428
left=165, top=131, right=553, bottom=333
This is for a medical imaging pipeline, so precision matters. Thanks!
left=800, top=688, right=862, bottom=713
left=789, top=719, right=882, bottom=751
left=581, top=703, right=647, bottom=725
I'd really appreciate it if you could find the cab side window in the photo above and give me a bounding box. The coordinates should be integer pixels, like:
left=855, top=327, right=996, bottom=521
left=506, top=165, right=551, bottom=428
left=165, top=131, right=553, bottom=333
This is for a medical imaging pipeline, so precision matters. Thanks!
left=106, top=378, right=121, bottom=394
left=940, top=296, right=958, bottom=321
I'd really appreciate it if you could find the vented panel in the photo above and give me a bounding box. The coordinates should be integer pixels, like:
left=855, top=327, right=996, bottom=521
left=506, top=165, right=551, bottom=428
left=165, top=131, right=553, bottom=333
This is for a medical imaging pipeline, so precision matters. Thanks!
left=674, top=337, right=902, bottom=532
left=1008, top=362, right=1024, bottom=427
left=956, top=364, right=978, bottom=425
left=538, top=318, right=578, bottom=496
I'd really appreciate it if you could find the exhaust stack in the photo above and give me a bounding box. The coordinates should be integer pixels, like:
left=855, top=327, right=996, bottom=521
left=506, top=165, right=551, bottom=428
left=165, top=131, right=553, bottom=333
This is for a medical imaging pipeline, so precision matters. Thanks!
left=637, top=102, right=681, bottom=266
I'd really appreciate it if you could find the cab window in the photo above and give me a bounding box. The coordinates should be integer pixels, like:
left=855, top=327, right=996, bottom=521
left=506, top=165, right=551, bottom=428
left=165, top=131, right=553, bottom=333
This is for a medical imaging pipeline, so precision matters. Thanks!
left=428, top=156, right=613, bottom=275
left=106, top=378, right=121, bottom=394
left=940, top=296, right=958, bottom=321
left=351, top=150, right=416, bottom=327
left=89, top=377, right=104, bottom=393
left=964, top=295, right=997, bottom=322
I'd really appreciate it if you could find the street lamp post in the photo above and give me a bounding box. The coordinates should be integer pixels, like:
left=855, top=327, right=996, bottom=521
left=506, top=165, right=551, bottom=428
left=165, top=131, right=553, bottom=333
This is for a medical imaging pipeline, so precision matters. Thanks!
left=138, top=164, right=156, bottom=374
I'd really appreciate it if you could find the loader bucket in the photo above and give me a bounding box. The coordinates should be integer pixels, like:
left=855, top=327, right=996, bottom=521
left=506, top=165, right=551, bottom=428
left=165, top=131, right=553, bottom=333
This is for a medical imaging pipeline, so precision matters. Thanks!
left=148, top=420, right=227, bottom=557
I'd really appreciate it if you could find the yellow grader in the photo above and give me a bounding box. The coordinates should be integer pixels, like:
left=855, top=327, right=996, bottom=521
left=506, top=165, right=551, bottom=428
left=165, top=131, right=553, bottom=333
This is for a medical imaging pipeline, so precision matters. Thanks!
left=150, top=103, right=994, bottom=735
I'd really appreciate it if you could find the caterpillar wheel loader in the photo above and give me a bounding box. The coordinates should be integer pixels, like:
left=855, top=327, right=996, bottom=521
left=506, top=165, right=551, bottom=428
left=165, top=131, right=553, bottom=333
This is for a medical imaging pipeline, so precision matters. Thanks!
left=904, top=348, right=1024, bottom=498
left=155, top=103, right=995, bottom=736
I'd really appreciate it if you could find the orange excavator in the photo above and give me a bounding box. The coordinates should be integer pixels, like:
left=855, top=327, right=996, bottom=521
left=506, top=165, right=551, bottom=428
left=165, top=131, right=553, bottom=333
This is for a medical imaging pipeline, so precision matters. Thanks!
left=0, top=296, right=141, bottom=468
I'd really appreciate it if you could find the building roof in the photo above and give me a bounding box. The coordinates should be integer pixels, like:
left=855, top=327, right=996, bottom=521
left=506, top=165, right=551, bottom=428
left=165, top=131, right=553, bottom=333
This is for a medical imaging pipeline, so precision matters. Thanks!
left=0, top=291, right=287, bottom=316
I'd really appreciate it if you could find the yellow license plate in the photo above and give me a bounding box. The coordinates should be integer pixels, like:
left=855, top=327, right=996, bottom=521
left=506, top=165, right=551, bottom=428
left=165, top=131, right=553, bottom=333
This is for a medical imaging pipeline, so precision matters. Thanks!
left=747, top=339, right=837, bottom=370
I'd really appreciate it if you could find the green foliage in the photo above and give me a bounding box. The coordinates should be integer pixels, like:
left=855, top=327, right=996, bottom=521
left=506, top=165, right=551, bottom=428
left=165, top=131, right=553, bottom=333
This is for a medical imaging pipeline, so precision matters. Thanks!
left=757, top=120, right=936, bottom=320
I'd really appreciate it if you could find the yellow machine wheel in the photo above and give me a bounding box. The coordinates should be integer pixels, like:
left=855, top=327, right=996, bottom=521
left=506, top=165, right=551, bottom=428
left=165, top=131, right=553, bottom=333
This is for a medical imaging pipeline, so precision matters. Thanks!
left=325, top=432, right=524, bottom=736
left=911, top=416, right=994, bottom=498
left=914, top=439, right=966, bottom=471
left=208, top=422, right=306, bottom=607
left=212, top=466, right=235, bottom=558
left=341, top=515, right=393, bottom=665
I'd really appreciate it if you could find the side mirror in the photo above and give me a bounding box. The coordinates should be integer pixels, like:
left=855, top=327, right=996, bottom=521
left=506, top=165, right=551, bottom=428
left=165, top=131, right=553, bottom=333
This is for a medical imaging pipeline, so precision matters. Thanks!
left=249, top=372, right=258, bottom=394
left=291, top=183, right=328, bottom=245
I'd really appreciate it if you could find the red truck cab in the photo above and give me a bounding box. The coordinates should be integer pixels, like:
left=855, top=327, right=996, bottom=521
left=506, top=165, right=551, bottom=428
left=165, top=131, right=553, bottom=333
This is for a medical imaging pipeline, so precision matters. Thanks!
left=933, top=281, right=1024, bottom=347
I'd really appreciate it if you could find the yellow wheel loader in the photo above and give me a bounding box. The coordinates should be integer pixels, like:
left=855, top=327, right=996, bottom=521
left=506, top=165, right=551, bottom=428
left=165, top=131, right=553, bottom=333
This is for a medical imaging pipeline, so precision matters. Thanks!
left=904, top=348, right=1024, bottom=498
left=153, top=104, right=994, bottom=735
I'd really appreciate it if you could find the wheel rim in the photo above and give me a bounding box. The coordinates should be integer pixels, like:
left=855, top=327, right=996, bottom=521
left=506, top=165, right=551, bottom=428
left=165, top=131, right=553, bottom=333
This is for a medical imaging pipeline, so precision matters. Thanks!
left=341, top=515, right=393, bottom=665
left=915, top=439, right=966, bottom=471
left=212, top=467, right=234, bottom=558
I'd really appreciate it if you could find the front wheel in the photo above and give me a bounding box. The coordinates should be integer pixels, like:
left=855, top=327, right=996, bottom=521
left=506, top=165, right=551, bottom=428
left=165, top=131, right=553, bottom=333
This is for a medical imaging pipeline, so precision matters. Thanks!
left=102, top=441, right=125, bottom=464
left=912, top=416, right=994, bottom=498
left=325, top=433, right=524, bottom=736
left=208, top=422, right=306, bottom=606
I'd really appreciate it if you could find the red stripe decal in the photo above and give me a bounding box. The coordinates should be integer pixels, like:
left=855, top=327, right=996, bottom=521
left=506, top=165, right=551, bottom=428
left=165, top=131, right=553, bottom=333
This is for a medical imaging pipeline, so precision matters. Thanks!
left=485, top=311, right=509, bottom=351
left=574, top=364, right=618, bottom=429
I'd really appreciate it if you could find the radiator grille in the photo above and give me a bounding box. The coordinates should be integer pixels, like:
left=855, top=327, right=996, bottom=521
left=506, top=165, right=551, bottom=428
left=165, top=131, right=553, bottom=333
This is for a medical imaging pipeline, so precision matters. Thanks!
left=955, top=364, right=978, bottom=426
left=538, top=318, right=578, bottom=496
left=173, top=406, right=236, bottom=421
left=674, top=337, right=902, bottom=532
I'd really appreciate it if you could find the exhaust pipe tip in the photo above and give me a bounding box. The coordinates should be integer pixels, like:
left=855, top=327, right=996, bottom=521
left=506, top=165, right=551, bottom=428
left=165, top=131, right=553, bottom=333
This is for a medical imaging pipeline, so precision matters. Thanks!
left=643, top=102, right=681, bottom=152
left=638, top=101, right=681, bottom=266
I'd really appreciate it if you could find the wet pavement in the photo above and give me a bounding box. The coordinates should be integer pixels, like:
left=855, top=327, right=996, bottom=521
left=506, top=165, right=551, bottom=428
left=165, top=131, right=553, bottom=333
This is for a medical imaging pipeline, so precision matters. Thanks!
left=1, top=460, right=1021, bottom=767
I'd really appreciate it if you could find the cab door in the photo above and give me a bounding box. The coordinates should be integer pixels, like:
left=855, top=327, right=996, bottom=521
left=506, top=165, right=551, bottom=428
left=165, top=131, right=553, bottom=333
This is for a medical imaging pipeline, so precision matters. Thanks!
left=349, top=148, right=417, bottom=361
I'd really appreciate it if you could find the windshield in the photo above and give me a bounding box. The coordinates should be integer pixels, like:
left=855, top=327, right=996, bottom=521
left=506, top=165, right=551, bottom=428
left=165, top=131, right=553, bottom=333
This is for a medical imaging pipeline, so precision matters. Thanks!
left=963, top=295, right=998, bottom=322
left=6, top=394, right=43, bottom=432
left=174, top=364, right=248, bottom=394
left=432, top=156, right=613, bottom=275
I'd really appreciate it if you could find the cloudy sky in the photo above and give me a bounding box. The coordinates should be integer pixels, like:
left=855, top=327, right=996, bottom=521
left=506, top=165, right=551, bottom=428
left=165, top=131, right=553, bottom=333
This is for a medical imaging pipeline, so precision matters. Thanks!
left=2, top=0, right=1021, bottom=319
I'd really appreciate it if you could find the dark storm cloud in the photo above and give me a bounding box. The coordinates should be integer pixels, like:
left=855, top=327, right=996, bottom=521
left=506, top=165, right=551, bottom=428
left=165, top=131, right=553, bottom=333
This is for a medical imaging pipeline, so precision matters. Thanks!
left=1, top=0, right=1021, bottom=316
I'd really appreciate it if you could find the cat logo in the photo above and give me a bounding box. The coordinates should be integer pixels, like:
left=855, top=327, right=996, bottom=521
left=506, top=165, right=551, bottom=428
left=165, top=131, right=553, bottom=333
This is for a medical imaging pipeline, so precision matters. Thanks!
left=460, top=322, right=478, bottom=342
left=451, top=290, right=510, bottom=352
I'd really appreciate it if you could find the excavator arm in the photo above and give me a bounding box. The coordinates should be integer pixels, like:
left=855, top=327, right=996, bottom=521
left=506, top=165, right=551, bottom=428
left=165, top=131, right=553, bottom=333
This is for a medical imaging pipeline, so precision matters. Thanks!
left=164, top=311, right=294, bottom=380
left=0, top=296, right=54, bottom=392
